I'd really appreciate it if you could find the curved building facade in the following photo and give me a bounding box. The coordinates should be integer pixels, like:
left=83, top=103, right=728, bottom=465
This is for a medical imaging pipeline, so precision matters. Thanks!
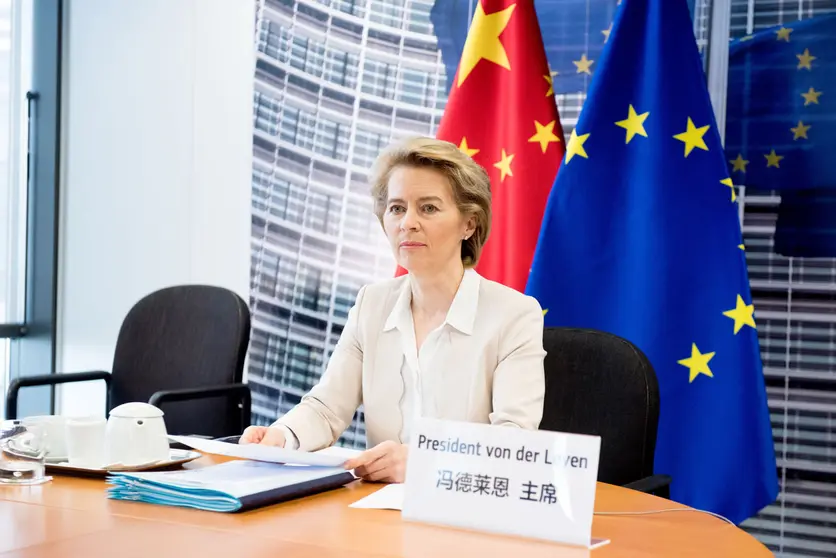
left=248, top=0, right=447, bottom=446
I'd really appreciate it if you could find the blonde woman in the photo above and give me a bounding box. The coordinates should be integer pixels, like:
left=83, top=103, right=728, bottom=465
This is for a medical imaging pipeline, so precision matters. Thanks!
left=241, top=137, right=546, bottom=483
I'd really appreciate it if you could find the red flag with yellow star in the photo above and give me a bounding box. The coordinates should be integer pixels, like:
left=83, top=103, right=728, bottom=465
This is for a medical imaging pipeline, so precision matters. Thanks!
left=395, top=0, right=564, bottom=291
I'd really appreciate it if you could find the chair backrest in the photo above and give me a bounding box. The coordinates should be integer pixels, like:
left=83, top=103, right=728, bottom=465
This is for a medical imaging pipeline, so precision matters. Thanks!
left=539, top=327, right=660, bottom=486
left=109, top=285, right=251, bottom=437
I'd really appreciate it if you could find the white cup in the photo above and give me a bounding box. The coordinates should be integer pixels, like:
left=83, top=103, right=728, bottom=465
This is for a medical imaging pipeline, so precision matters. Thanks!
left=21, top=415, right=68, bottom=459
left=65, top=416, right=107, bottom=468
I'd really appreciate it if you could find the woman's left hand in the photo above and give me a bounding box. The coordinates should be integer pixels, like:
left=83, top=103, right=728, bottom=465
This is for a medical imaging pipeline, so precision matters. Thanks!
left=343, top=440, right=408, bottom=483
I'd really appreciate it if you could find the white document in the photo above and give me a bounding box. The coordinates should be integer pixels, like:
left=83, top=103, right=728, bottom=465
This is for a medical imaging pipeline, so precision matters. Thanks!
left=169, top=436, right=349, bottom=467
left=349, top=483, right=404, bottom=510
left=314, top=446, right=363, bottom=460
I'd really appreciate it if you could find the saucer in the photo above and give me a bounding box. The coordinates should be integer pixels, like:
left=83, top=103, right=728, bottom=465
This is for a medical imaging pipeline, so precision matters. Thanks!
left=45, top=449, right=202, bottom=478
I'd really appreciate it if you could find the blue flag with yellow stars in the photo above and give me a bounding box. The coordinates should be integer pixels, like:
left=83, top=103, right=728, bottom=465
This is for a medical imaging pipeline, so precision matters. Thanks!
left=725, top=15, right=836, bottom=258
left=525, top=0, right=779, bottom=524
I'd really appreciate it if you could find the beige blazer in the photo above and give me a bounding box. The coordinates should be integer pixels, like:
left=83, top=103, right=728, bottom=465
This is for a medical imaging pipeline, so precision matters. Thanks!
left=276, top=272, right=546, bottom=451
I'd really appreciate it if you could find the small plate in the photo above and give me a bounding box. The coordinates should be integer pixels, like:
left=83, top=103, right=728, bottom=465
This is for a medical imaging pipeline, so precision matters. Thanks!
left=45, top=449, right=202, bottom=478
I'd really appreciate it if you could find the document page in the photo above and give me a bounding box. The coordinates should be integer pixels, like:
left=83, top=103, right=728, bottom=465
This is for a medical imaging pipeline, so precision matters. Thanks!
left=169, top=435, right=349, bottom=467
left=349, top=483, right=405, bottom=510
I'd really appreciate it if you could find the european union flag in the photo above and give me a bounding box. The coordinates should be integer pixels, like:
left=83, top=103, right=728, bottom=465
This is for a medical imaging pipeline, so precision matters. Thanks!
left=725, top=15, right=836, bottom=258
left=525, top=0, right=779, bottom=524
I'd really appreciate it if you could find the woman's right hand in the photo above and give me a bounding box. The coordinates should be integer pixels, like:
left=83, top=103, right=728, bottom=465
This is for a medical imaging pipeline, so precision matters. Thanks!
left=239, top=425, right=286, bottom=446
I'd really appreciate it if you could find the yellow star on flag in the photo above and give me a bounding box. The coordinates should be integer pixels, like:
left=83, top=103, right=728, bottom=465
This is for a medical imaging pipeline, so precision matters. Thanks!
left=722, top=294, right=756, bottom=334
left=614, top=105, right=649, bottom=144
left=720, top=177, right=736, bottom=202
left=493, top=149, right=514, bottom=181
left=678, top=343, right=715, bottom=383
left=775, top=26, right=792, bottom=41
left=528, top=120, right=561, bottom=153
left=573, top=53, right=594, bottom=74
left=740, top=34, right=754, bottom=41
left=801, top=87, right=822, bottom=105
left=565, top=128, right=590, bottom=164
left=796, top=48, right=816, bottom=70
left=458, top=137, right=480, bottom=158
left=730, top=153, right=749, bottom=173
left=602, top=23, right=612, bottom=43
left=738, top=244, right=745, bottom=250
left=673, top=117, right=710, bottom=157
left=542, top=309, right=548, bottom=317
left=543, top=70, right=558, bottom=96
left=791, top=120, right=810, bottom=140
left=765, top=149, right=783, bottom=168
left=456, top=2, right=516, bottom=87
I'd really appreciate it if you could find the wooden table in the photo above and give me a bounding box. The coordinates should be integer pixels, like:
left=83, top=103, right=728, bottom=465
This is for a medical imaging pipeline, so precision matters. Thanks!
left=0, top=455, right=771, bottom=557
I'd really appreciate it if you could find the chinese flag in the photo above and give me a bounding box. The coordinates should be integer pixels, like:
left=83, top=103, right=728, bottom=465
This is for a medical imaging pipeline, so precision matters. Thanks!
left=396, top=0, right=564, bottom=292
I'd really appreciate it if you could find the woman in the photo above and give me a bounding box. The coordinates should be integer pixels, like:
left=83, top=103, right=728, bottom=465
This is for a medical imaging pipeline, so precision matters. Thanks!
left=240, top=136, right=546, bottom=483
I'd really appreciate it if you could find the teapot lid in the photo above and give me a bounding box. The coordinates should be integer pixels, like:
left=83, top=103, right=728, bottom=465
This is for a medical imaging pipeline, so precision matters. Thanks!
left=109, top=402, right=164, bottom=418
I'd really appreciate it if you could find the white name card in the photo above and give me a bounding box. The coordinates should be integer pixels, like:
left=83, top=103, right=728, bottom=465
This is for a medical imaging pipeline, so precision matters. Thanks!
left=402, top=417, right=602, bottom=548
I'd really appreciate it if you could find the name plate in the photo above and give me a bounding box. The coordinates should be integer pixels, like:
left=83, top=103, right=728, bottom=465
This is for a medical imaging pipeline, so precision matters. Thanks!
left=402, top=418, right=602, bottom=548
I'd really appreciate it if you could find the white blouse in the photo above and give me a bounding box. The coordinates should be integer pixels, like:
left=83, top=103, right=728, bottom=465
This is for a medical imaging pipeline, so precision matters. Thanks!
left=273, top=268, right=546, bottom=452
left=281, top=269, right=483, bottom=448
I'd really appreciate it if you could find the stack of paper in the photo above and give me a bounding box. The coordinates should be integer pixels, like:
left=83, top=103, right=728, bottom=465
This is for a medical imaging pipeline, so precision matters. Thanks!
left=107, top=460, right=354, bottom=512
left=107, top=437, right=363, bottom=512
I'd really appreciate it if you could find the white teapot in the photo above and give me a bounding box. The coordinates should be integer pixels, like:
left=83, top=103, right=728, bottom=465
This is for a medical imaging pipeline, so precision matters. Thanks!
left=105, top=403, right=170, bottom=466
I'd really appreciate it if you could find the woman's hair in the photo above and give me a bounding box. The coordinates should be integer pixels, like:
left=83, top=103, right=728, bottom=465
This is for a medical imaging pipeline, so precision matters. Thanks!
left=370, top=136, right=492, bottom=267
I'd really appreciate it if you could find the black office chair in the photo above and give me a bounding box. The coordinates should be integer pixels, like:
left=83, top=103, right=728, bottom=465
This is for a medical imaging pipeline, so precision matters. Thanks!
left=539, top=327, right=671, bottom=498
left=5, top=285, right=252, bottom=439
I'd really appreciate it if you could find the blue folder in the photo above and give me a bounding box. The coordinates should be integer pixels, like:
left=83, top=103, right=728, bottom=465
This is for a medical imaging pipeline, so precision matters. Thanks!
left=107, top=460, right=355, bottom=512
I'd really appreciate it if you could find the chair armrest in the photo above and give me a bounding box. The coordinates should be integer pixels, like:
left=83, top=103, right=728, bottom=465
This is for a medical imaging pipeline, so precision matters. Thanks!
left=5, top=371, right=111, bottom=419
left=623, top=474, right=672, bottom=498
left=148, top=383, right=251, bottom=432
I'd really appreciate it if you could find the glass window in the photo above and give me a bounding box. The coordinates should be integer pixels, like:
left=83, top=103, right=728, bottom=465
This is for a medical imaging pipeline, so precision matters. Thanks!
left=295, top=263, right=333, bottom=313
left=284, top=28, right=327, bottom=80
left=0, top=0, right=33, bottom=417
left=333, top=280, right=362, bottom=319
left=257, top=20, right=291, bottom=64
left=0, top=339, right=7, bottom=415
left=280, top=104, right=318, bottom=152
left=433, top=74, right=447, bottom=110
left=333, top=0, right=366, bottom=18
left=304, top=188, right=341, bottom=236
left=343, top=200, right=376, bottom=244
left=398, top=68, right=431, bottom=107
left=361, top=58, right=396, bottom=99
left=369, top=0, right=404, bottom=28
left=314, top=117, right=350, bottom=161
left=353, top=127, right=389, bottom=168
left=254, top=90, right=282, bottom=136
left=323, top=49, right=359, bottom=89
left=406, top=0, right=434, bottom=34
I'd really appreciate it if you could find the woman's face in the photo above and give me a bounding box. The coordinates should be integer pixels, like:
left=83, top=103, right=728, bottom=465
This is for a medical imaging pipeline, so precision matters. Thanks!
left=382, top=165, right=475, bottom=276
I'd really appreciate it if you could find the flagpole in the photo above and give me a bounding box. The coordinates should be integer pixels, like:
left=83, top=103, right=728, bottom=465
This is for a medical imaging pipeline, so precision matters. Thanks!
left=705, top=0, right=731, bottom=141
left=702, top=0, right=742, bottom=227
